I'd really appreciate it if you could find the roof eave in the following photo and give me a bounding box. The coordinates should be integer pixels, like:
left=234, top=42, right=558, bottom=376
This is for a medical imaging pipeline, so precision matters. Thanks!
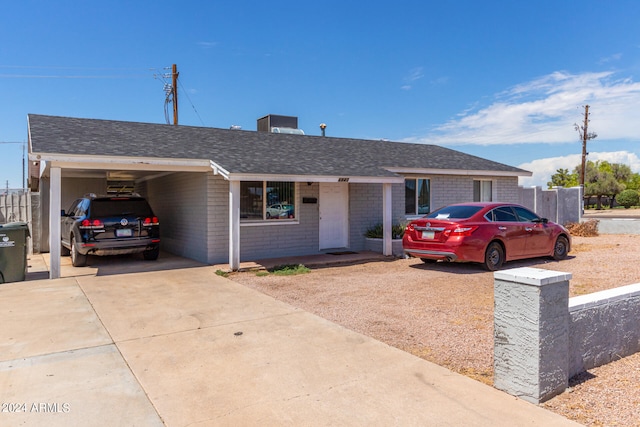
left=384, top=167, right=532, bottom=177
left=226, top=173, right=404, bottom=184
left=28, top=153, right=213, bottom=173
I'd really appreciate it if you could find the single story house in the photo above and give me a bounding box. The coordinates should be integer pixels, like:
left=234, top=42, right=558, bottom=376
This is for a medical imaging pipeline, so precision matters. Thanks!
left=27, top=114, right=531, bottom=278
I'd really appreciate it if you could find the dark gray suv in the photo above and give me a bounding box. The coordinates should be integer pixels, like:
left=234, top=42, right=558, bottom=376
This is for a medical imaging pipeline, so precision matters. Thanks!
left=61, top=194, right=160, bottom=266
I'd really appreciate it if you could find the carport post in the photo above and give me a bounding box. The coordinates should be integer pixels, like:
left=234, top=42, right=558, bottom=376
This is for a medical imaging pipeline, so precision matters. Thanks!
left=229, top=180, right=240, bottom=271
left=382, top=183, right=392, bottom=256
left=49, top=167, right=62, bottom=279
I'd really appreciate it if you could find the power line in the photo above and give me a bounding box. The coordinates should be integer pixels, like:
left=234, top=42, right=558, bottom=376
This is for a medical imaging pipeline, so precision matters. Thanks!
left=0, top=74, right=150, bottom=79
left=0, top=65, right=163, bottom=79
left=0, top=65, right=153, bottom=70
left=178, top=76, right=206, bottom=127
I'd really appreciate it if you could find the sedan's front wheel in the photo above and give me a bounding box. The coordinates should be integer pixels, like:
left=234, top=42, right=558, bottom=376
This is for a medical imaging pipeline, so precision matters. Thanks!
left=553, top=235, right=569, bottom=260
left=484, top=242, right=504, bottom=271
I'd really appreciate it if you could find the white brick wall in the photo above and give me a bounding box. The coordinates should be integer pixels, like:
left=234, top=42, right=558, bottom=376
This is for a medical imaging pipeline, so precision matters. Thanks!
left=147, top=172, right=210, bottom=263
left=141, top=173, right=522, bottom=264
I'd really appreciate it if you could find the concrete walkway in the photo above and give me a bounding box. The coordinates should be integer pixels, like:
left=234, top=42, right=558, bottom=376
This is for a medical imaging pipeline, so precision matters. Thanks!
left=0, top=253, right=579, bottom=426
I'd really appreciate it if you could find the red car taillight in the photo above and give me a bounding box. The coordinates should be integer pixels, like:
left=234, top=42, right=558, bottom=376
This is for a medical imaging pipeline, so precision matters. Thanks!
left=444, top=226, right=478, bottom=237
left=80, top=219, right=103, bottom=229
left=143, top=217, right=159, bottom=226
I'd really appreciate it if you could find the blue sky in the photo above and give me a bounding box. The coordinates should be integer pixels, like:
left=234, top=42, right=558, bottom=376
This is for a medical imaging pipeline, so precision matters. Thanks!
left=2, top=1, right=640, bottom=189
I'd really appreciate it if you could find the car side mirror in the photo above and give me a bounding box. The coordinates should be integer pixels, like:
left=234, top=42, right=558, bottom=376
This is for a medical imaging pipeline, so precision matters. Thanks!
left=541, top=218, right=548, bottom=224
left=61, top=210, right=67, bottom=216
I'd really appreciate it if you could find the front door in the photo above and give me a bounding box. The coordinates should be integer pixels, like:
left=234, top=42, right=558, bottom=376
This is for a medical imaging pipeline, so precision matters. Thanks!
left=319, top=182, right=349, bottom=250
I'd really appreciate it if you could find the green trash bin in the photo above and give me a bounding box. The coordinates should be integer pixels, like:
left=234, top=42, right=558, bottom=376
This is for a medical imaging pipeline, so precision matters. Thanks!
left=0, top=222, right=30, bottom=284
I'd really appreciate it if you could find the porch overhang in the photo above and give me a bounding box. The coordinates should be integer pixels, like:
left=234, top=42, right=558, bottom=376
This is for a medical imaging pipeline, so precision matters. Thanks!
left=224, top=173, right=404, bottom=184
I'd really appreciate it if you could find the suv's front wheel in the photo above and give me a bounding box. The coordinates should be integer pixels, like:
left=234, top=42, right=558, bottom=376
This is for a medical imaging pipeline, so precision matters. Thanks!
left=71, top=236, right=88, bottom=267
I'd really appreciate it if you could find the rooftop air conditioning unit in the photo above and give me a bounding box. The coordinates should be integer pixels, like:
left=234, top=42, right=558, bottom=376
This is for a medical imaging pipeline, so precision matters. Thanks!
left=257, top=114, right=304, bottom=134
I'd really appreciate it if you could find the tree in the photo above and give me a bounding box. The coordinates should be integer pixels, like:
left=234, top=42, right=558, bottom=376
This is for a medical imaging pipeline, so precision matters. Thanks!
left=548, top=161, right=636, bottom=209
left=580, top=160, right=625, bottom=209
left=624, top=173, right=640, bottom=191
left=616, top=189, right=640, bottom=208
left=547, top=168, right=578, bottom=189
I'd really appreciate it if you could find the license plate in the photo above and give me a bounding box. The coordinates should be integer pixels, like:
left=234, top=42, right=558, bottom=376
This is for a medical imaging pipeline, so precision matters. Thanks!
left=116, top=229, right=133, bottom=237
left=421, top=231, right=435, bottom=240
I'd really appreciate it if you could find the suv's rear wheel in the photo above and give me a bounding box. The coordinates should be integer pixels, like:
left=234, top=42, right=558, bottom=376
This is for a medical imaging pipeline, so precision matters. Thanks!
left=71, top=236, right=87, bottom=267
left=143, top=246, right=160, bottom=261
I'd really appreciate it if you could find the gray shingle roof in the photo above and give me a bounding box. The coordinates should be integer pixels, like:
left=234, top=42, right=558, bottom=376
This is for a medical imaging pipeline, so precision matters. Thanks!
left=28, top=114, right=530, bottom=178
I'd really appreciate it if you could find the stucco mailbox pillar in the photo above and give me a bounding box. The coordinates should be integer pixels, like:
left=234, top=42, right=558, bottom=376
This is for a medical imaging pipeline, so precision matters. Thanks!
left=493, top=267, right=572, bottom=404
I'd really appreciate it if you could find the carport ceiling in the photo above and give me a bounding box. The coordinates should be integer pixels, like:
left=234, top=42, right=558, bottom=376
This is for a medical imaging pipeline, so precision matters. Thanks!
left=60, top=168, right=171, bottom=181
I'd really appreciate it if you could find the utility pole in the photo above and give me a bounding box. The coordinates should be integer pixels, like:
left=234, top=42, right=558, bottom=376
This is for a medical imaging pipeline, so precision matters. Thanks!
left=172, top=64, right=179, bottom=126
left=575, top=105, right=597, bottom=188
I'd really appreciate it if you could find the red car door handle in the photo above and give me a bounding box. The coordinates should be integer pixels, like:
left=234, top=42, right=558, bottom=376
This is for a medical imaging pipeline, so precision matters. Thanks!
left=498, top=226, right=507, bottom=231
left=525, top=227, right=533, bottom=232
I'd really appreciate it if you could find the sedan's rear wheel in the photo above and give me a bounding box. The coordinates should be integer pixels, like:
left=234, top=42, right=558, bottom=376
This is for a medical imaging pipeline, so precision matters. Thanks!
left=553, top=235, right=569, bottom=260
left=484, top=242, right=504, bottom=271
left=71, top=236, right=87, bottom=267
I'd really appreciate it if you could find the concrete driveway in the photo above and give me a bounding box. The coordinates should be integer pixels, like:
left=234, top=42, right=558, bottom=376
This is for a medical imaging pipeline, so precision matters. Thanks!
left=0, top=253, right=579, bottom=426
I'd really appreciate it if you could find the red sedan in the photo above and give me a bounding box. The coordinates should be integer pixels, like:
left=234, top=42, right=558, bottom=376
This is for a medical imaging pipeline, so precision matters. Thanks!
left=402, top=202, right=571, bottom=270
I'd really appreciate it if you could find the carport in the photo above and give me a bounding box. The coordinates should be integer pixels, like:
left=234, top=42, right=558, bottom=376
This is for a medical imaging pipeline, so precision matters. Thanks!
left=30, top=154, right=213, bottom=279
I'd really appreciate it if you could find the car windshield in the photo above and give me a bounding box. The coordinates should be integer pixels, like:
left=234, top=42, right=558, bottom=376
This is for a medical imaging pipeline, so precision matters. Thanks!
left=90, top=199, right=153, bottom=217
left=425, top=205, right=483, bottom=220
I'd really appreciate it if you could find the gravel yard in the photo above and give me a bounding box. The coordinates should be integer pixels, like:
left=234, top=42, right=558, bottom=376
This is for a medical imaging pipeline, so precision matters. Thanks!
left=230, top=234, right=640, bottom=426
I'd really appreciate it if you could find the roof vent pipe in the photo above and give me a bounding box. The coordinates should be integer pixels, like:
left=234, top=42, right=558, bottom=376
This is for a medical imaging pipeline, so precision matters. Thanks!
left=320, top=123, right=327, bottom=137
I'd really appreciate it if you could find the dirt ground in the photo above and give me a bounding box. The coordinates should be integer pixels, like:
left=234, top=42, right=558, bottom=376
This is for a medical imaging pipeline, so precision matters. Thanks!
left=229, top=234, right=640, bottom=426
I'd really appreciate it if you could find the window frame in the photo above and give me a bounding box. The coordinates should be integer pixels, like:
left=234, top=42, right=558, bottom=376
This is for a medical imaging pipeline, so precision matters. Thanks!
left=404, top=177, right=431, bottom=217
left=473, top=179, right=494, bottom=202
left=240, top=181, right=300, bottom=226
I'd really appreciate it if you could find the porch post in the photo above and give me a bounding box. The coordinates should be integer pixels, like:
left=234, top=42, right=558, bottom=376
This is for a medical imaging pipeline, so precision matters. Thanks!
left=49, top=167, right=61, bottom=279
left=382, top=183, right=392, bottom=256
left=229, top=180, right=240, bottom=271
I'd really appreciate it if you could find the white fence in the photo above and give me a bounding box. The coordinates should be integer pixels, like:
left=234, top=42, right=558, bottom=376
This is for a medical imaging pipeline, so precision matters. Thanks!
left=0, top=191, right=30, bottom=224
left=518, top=186, right=582, bottom=225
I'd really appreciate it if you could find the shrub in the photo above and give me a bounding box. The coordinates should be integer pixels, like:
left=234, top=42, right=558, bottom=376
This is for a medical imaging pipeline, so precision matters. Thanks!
left=615, top=189, right=640, bottom=209
left=565, top=219, right=599, bottom=237
left=268, top=264, right=311, bottom=276
left=364, top=223, right=405, bottom=239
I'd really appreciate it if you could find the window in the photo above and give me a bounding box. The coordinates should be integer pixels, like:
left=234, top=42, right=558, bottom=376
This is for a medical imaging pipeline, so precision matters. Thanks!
left=473, top=180, right=492, bottom=202
left=487, top=206, right=518, bottom=222
left=240, top=181, right=296, bottom=221
left=513, top=206, right=541, bottom=222
left=405, top=178, right=430, bottom=215
left=427, top=205, right=482, bottom=219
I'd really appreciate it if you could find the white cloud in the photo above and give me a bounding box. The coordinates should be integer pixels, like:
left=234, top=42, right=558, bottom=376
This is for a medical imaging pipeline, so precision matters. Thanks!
left=599, top=53, right=622, bottom=64
left=401, top=67, right=424, bottom=90
left=197, top=41, right=219, bottom=49
left=518, top=150, right=640, bottom=188
left=405, top=71, right=640, bottom=146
